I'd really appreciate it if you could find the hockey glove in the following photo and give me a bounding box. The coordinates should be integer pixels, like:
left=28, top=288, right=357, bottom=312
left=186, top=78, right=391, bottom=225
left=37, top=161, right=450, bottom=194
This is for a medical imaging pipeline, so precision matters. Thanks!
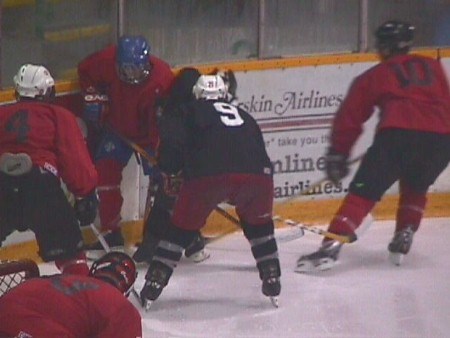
left=75, top=190, right=99, bottom=226
left=161, top=172, right=183, bottom=197
left=83, top=87, right=109, bottom=129
left=325, top=148, right=349, bottom=185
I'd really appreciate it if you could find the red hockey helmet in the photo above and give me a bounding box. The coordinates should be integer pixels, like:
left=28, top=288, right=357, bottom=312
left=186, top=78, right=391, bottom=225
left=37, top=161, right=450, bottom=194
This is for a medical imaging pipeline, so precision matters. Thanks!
left=89, top=252, right=137, bottom=296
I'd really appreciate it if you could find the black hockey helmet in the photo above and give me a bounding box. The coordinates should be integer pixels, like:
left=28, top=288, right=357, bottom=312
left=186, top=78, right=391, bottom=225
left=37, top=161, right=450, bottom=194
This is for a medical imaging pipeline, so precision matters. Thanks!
left=375, top=20, right=415, bottom=57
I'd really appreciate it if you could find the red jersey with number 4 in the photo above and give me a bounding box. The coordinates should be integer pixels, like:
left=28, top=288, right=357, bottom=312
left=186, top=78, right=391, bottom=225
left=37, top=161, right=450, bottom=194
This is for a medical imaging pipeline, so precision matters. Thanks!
left=78, top=45, right=174, bottom=149
left=331, top=54, right=450, bottom=155
left=0, top=101, right=97, bottom=197
left=0, top=274, right=142, bottom=338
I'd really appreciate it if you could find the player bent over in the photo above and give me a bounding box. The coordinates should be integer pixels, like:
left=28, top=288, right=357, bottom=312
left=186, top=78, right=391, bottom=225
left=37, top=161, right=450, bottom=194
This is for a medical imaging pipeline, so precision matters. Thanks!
left=139, top=75, right=281, bottom=309
left=0, top=64, right=98, bottom=275
left=296, top=21, right=450, bottom=272
left=0, top=252, right=141, bottom=337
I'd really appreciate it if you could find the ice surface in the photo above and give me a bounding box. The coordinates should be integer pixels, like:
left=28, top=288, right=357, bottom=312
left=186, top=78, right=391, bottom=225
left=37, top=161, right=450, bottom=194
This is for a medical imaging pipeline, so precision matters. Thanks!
left=39, top=217, right=450, bottom=338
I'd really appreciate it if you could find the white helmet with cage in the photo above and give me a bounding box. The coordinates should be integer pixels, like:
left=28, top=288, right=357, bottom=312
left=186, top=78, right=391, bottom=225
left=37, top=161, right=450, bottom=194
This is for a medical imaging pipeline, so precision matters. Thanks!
left=192, top=75, right=227, bottom=100
left=13, top=64, right=55, bottom=100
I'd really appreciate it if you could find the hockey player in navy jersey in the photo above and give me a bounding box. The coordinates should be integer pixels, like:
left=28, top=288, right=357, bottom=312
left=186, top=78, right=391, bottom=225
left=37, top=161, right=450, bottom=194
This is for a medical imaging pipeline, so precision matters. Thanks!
left=139, top=74, right=281, bottom=309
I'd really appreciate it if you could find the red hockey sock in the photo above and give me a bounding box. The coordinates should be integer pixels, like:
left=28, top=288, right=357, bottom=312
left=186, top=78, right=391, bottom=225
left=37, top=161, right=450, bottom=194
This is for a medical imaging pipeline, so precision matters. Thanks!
left=396, top=185, right=427, bottom=232
left=55, top=252, right=89, bottom=276
left=327, top=193, right=376, bottom=241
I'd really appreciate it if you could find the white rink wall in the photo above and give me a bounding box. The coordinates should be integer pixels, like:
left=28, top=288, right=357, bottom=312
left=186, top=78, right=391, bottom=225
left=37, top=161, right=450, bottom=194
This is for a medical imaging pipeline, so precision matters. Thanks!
left=121, top=56, right=450, bottom=221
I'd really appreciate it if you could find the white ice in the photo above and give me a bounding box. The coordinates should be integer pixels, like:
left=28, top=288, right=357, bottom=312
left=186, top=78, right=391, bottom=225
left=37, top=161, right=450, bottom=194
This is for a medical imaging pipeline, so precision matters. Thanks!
left=40, top=217, right=450, bottom=338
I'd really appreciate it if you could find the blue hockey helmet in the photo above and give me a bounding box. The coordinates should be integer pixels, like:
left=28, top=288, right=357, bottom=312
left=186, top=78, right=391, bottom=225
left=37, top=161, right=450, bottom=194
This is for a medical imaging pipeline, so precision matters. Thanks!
left=117, top=35, right=151, bottom=84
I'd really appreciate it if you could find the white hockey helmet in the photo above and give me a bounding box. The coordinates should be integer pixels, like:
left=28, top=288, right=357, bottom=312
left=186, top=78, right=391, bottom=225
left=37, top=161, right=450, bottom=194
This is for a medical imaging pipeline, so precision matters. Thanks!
left=13, top=64, right=55, bottom=100
left=192, top=75, right=227, bottom=100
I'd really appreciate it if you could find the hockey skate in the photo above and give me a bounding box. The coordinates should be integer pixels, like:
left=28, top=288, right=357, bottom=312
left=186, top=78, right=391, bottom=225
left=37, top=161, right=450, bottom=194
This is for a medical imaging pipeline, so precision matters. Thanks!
left=295, top=240, right=343, bottom=273
left=258, top=259, right=281, bottom=308
left=84, top=230, right=125, bottom=261
left=184, top=234, right=210, bottom=263
left=140, top=261, right=173, bottom=311
left=388, top=226, right=414, bottom=266
left=132, top=236, right=160, bottom=265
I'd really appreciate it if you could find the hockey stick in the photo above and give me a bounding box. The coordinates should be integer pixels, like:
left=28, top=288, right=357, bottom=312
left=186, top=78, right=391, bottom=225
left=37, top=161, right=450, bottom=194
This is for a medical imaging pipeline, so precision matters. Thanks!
left=204, top=210, right=305, bottom=244
left=104, top=128, right=241, bottom=229
left=104, top=124, right=158, bottom=166
left=89, top=223, right=111, bottom=252
left=281, top=153, right=365, bottom=204
left=272, top=217, right=354, bottom=244
left=208, top=153, right=366, bottom=240
left=210, top=206, right=307, bottom=243
left=273, top=213, right=374, bottom=244
left=214, top=205, right=373, bottom=244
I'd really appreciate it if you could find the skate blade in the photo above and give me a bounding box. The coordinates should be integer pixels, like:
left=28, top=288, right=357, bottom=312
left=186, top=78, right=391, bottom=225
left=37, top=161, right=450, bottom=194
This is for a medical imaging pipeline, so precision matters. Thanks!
left=130, top=287, right=153, bottom=311
left=294, top=257, right=335, bottom=273
left=270, top=296, right=279, bottom=308
left=144, top=299, right=154, bottom=311
left=186, top=249, right=211, bottom=263
left=389, top=252, right=404, bottom=266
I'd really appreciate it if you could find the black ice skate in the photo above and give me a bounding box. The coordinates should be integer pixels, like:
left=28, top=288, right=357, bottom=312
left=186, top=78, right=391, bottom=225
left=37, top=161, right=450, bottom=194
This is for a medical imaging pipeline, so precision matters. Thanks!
left=388, top=226, right=414, bottom=266
left=132, top=236, right=160, bottom=265
left=140, top=261, right=173, bottom=311
left=184, top=234, right=210, bottom=263
left=258, top=259, right=281, bottom=308
left=295, top=240, right=343, bottom=273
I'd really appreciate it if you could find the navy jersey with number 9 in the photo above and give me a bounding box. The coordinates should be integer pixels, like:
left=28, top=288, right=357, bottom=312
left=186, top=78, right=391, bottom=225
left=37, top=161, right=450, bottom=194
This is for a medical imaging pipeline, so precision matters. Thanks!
left=158, top=98, right=272, bottom=180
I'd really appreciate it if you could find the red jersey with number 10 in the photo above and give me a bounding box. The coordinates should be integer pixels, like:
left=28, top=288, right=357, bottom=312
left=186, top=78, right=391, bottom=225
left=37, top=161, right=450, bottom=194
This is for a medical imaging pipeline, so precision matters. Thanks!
left=331, top=54, right=450, bottom=155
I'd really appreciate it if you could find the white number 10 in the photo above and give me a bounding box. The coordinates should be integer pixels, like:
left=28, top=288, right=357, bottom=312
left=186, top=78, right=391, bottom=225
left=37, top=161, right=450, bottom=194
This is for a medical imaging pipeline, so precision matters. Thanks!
left=213, top=102, right=244, bottom=126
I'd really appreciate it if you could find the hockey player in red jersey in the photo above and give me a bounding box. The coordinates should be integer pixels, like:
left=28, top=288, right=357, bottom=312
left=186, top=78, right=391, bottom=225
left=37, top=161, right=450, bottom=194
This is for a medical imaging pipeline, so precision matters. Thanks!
left=296, top=20, right=450, bottom=272
left=78, top=35, right=174, bottom=256
left=0, top=252, right=142, bottom=338
left=139, top=75, right=281, bottom=309
left=0, top=64, right=98, bottom=275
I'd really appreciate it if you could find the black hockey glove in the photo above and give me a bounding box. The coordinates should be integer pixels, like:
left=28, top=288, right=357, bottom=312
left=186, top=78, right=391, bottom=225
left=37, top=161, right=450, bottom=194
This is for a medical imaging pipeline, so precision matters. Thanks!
left=161, top=172, right=183, bottom=197
left=74, top=190, right=99, bottom=226
left=325, top=148, right=349, bottom=185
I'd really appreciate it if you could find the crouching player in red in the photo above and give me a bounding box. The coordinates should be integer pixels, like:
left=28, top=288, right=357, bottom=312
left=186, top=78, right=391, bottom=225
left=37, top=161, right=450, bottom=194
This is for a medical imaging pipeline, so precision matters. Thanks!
left=0, top=64, right=98, bottom=275
left=0, top=252, right=141, bottom=338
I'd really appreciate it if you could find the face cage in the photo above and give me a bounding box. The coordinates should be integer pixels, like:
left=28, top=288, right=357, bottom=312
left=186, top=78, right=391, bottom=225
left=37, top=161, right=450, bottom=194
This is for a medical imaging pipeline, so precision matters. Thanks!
left=117, top=63, right=151, bottom=85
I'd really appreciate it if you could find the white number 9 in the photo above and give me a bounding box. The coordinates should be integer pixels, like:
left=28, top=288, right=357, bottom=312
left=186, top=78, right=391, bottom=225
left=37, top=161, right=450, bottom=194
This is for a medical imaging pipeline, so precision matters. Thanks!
left=213, top=102, right=244, bottom=126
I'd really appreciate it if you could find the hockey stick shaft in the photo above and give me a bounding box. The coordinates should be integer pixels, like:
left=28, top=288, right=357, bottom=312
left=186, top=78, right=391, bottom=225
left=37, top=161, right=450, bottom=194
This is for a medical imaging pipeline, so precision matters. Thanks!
left=105, top=126, right=231, bottom=226
left=89, top=223, right=111, bottom=253
left=105, top=125, right=158, bottom=166
left=215, top=205, right=356, bottom=244
left=277, top=218, right=354, bottom=243
left=205, top=211, right=305, bottom=244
